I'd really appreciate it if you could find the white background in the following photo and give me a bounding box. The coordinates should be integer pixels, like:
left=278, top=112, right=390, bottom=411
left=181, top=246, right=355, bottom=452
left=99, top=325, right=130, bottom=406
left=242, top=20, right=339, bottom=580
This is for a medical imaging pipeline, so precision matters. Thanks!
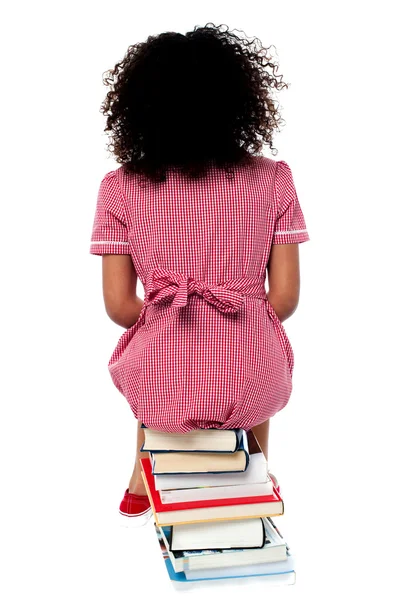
left=2, top=1, right=398, bottom=598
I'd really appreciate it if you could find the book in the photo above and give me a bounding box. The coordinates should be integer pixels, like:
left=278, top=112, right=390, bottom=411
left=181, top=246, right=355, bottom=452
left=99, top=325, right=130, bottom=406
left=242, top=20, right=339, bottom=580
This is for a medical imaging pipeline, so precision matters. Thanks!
left=140, top=457, right=284, bottom=526
left=141, top=426, right=244, bottom=452
left=160, top=478, right=274, bottom=504
left=149, top=429, right=249, bottom=475
left=159, top=517, right=287, bottom=572
left=154, top=523, right=296, bottom=585
left=170, top=517, right=266, bottom=551
left=154, top=429, right=268, bottom=491
left=184, top=558, right=296, bottom=582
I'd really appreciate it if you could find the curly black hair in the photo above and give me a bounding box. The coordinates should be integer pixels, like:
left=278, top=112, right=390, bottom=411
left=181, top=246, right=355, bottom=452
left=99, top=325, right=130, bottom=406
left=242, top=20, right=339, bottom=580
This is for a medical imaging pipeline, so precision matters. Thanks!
left=100, top=23, right=289, bottom=184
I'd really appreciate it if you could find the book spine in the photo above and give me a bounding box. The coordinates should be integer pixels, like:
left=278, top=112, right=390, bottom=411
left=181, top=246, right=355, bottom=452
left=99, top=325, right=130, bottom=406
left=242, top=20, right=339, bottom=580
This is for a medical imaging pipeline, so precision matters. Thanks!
left=241, top=430, right=250, bottom=471
left=260, top=516, right=266, bottom=546
left=232, top=428, right=241, bottom=452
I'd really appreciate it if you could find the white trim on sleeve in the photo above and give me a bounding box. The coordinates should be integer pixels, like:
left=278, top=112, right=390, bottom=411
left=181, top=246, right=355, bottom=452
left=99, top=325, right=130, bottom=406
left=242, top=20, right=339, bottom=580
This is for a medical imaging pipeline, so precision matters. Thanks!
left=90, top=240, right=129, bottom=245
left=274, top=229, right=308, bottom=235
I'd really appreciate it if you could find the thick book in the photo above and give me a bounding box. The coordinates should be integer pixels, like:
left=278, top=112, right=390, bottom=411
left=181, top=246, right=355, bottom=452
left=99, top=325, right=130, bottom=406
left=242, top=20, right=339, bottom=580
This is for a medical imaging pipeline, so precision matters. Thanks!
left=154, top=523, right=295, bottom=585
left=150, top=429, right=249, bottom=475
left=170, top=517, right=265, bottom=551
left=154, top=429, right=268, bottom=491
left=140, top=425, right=244, bottom=452
left=140, top=457, right=284, bottom=526
left=159, top=517, right=288, bottom=572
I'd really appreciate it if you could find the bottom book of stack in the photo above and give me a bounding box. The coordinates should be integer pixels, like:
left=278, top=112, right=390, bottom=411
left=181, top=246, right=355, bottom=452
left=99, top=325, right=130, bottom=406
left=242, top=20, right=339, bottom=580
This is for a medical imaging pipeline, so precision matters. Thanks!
left=154, top=520, right=295, bottom=585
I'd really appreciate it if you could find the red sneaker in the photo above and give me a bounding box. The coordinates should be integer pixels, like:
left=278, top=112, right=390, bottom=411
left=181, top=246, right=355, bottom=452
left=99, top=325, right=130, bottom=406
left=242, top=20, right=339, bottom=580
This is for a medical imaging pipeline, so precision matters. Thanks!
left=119, top=488, right=153, bottom=527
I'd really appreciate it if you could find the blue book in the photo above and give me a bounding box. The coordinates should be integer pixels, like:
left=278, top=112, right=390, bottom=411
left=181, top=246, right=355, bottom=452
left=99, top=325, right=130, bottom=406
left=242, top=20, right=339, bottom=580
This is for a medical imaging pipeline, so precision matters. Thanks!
left=149, top=429, right=250, bottom=475
left=140, top=425, right=245, bottom=453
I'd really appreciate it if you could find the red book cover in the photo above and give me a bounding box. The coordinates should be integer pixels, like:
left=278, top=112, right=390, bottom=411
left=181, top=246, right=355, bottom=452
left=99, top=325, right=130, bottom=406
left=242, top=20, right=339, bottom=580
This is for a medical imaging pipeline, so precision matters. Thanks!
left=140, top=457, right=283, bottom=514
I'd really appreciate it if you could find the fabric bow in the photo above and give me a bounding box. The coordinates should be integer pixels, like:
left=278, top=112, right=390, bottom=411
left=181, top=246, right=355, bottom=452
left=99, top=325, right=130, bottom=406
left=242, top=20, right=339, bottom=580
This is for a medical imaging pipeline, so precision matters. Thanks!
left=145, top=267, right=245, bottom=314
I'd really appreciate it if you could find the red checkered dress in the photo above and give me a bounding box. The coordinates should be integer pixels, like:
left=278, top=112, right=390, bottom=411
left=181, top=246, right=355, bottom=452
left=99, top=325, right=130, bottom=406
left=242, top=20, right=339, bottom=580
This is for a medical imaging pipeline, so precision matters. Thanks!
left=90, top=156, right=310, bottom=433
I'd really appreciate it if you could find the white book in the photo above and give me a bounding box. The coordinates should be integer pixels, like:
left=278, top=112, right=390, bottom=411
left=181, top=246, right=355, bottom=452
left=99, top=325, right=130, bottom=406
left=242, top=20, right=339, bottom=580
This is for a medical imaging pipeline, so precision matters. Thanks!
left=170, top=517, right=265, bottom=551
left=161, top=478, right=273, bottom=503
left=159, top=517, right=287, bottom=572
left=184, top=552, right=295, bottom=580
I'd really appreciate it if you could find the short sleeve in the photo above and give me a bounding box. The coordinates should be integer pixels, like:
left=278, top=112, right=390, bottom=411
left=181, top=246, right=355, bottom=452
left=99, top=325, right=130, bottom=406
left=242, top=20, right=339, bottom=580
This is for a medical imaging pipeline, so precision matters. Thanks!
left=272, top=160, right=310, bottom=244
left=89, top=171, right=130, bottom=255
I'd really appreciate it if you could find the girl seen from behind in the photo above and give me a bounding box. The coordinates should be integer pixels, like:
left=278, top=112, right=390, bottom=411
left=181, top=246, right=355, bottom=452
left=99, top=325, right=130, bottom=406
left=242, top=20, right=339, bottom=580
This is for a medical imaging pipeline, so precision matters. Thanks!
left=89, top=22, right=310, bottom=525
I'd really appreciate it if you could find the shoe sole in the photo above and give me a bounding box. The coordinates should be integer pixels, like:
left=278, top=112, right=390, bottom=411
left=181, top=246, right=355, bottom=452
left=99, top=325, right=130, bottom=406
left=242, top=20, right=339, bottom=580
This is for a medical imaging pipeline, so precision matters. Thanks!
left=119, top=507, right=153, bottom=528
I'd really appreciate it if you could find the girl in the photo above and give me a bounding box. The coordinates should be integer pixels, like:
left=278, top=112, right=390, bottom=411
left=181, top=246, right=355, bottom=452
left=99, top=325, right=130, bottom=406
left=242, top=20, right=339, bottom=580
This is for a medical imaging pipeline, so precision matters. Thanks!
left=89, top=23, right=310, bottom=526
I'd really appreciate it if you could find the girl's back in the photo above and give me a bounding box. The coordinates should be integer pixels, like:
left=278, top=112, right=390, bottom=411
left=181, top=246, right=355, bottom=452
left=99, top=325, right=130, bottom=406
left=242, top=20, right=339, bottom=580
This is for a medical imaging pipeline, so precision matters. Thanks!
left=90, top=155, right=310, bottom=432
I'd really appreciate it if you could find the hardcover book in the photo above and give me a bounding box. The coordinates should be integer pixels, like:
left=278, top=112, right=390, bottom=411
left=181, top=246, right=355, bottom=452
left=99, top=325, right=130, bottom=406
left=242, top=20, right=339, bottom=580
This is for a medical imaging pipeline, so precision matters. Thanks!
left=159, top=516, right=288, bottom=572
left=150, top=429, right=249, bottom=475
left=141, top=425, right=244, bottom=453
left=169, top=517, right=266, bottom=551
left=140, top=457, right=284, bottom=526
left=154, top=523, right=296, bottom=585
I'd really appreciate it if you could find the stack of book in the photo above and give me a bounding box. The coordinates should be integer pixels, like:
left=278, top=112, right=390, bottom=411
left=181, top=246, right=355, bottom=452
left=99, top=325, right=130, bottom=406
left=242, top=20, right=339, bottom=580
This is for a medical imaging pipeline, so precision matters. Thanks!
left=140, top=425, right=295, bottom=586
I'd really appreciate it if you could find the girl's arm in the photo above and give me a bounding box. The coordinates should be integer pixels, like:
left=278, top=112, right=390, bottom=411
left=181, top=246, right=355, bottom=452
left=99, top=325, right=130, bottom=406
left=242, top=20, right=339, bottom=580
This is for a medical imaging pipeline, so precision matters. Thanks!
left=101, top=243, right=301, bottom=328
left=101, top=255, right=144, bottom=329
left=266, top=243, right=301, bottom=323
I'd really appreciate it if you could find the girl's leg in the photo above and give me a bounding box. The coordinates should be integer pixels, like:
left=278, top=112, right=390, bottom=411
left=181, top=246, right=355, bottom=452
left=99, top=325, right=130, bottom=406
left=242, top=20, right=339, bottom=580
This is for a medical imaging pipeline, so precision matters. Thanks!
left=128, top=420, right=150, bottom=495
left=250, top=419, right=270, bottom=460
left=250, top=419, right=279, bottom=489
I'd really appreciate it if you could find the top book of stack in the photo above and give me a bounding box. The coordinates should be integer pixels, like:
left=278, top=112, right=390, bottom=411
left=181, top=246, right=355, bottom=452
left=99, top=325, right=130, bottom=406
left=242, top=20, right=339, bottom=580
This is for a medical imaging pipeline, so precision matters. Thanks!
left=141, top=425, right=244, bottom=452
left=141, top=426, right=252, bottom=475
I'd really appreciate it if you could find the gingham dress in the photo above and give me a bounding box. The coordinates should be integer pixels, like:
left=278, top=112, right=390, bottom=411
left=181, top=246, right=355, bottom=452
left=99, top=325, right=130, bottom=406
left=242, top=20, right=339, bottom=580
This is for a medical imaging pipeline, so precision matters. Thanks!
left=89, top=156, right=310, bottom=433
